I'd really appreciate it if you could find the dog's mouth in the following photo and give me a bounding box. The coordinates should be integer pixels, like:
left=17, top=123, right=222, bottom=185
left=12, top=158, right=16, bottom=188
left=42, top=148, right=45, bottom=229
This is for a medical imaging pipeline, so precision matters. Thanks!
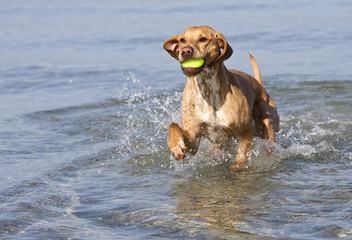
left=180, top=59, right=206, bottom=77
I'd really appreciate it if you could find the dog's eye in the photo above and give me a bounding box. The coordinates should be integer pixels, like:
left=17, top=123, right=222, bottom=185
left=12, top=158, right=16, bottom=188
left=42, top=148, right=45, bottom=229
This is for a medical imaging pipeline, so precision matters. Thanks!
left=180, top=38, right=186, bottom=43
left=199, top=37, right=207, bottom=42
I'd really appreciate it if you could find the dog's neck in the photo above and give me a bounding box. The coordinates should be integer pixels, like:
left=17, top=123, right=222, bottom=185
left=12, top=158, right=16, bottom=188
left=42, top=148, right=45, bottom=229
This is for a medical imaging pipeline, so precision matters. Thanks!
left=188, top=63, right=228, bottom=109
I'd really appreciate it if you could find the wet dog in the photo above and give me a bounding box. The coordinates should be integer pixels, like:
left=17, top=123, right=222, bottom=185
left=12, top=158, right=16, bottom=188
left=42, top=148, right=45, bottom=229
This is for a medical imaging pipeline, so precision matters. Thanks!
left=163, top=26, right=279, bottom=169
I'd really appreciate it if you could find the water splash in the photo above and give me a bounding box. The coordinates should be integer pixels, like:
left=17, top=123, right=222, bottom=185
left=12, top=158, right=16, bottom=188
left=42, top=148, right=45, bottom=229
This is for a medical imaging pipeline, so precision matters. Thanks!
left=113, top=72, right=182, bottom=169
left=115, top=72, right=351, bottom=174
left=119, top=73, right=283, bottom=171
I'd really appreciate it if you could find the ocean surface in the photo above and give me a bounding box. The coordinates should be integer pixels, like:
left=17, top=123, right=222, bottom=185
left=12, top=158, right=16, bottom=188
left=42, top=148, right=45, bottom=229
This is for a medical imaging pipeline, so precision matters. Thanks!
left=1, top=1, right=352, bottom=239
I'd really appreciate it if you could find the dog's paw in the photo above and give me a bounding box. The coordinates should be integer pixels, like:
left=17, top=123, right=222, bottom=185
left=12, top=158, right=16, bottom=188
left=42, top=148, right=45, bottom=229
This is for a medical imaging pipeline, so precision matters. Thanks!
left=168, top=123, right=187, bottom=160
left=169, top=139, right=187, bottom=160
left=230, top=162, right=248, bottom=171
left=230, top=153, right=249, bottom=171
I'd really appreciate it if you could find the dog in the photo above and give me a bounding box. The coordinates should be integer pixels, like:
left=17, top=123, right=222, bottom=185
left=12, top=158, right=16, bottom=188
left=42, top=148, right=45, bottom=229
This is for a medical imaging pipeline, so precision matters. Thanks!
left=163, top=26, right=279, bottom=169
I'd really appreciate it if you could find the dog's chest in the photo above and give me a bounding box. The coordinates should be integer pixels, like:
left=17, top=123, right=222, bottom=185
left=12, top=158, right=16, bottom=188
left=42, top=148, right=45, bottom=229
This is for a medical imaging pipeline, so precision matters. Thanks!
left=193, top=76, right=230, bottom=141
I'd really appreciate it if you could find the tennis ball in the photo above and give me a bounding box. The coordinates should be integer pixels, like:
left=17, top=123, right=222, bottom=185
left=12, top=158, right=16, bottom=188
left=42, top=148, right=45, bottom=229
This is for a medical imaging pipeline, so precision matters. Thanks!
left=181, top=59, right=205, bottom=68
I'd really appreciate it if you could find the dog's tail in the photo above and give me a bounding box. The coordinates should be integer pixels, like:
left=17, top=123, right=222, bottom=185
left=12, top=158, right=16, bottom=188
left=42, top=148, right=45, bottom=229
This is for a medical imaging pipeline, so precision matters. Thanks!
left=249, top=53, right=263, bottom=85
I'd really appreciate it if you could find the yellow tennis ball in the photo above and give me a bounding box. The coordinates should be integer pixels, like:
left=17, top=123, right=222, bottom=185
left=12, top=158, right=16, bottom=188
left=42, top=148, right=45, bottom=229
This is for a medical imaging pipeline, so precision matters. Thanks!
left=181, top=59, right=205, bottom=68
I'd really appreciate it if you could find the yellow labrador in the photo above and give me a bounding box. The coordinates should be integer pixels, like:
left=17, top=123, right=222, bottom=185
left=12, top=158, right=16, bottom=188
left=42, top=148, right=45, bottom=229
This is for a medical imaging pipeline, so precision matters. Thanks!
left=164, top=26, right=279, bottom=169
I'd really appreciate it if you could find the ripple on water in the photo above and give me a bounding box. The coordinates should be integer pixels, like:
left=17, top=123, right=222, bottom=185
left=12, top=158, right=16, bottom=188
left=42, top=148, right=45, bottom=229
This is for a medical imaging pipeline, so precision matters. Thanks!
left=1, top=70, right=352, bottom=239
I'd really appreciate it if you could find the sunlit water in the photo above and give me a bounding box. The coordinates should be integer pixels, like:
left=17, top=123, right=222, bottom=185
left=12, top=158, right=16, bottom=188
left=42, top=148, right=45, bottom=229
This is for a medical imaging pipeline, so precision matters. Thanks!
left=1, top=1, right=352, bottom=239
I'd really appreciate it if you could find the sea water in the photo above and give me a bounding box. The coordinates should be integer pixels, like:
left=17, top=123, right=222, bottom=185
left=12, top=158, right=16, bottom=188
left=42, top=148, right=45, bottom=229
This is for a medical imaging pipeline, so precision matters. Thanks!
left=0, top=1, right=351, bottom=239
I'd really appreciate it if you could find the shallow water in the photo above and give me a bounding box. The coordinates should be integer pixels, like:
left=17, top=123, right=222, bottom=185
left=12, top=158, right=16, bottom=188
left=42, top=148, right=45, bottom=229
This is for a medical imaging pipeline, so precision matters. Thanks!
left=1, top=1, right=352, bottom=239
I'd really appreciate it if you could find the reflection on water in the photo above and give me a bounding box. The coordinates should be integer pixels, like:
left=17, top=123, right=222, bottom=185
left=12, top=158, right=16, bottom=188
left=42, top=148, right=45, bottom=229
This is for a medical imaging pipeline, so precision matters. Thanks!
left=173, top=169, right=273, bottom=233
left=172, top=158, right=352, bottom=238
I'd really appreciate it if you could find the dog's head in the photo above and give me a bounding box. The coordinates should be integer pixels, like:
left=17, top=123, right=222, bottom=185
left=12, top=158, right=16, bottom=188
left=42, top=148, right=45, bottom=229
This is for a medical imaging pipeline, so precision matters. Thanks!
left=163, top=26, right=233, bottom=77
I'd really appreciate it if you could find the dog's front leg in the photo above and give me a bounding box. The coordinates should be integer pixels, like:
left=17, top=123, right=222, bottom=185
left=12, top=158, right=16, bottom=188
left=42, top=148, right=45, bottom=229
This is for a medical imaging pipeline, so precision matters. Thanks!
left=168, top=123, right=200, bottom=160
left=231, top=128, right=254, bottom=170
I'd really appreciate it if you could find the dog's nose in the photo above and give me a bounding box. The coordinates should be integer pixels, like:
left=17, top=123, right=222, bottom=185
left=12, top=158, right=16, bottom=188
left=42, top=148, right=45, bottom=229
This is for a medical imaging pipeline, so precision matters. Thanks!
left=181, top=46, right=193, bottom=57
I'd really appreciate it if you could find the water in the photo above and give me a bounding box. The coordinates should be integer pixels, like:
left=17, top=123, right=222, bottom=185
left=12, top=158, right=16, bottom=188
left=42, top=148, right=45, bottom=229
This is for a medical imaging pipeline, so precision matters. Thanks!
left=0, top=0, right=351, bottom=239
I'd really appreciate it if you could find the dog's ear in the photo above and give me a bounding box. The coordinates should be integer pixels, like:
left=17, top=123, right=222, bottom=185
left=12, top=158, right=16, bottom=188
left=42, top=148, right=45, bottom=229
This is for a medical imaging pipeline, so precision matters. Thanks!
left=163, top=35, right=180, bottom=60
left=211, top=33, right=233, bottom=66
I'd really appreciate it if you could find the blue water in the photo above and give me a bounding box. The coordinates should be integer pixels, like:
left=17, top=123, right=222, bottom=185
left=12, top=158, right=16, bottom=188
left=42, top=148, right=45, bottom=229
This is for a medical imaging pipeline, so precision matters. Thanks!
left=0, top=1, right=352, bottom=239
